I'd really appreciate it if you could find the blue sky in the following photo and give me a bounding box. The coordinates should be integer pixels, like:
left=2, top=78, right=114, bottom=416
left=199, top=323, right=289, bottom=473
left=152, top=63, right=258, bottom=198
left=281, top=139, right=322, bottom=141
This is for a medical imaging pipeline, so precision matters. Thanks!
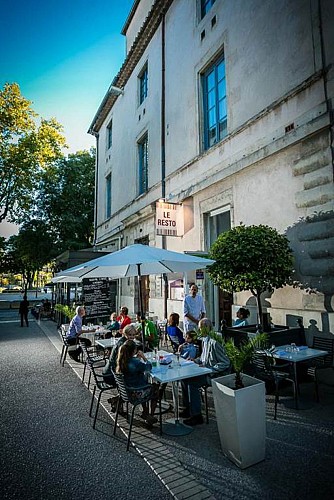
left=0, top=0, right=134, bottom=153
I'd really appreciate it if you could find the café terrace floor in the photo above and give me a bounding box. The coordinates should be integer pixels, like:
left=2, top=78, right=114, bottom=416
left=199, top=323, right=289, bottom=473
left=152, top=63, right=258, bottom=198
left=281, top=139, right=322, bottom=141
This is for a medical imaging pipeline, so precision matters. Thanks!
left=1, top=316, right=334, bottom=499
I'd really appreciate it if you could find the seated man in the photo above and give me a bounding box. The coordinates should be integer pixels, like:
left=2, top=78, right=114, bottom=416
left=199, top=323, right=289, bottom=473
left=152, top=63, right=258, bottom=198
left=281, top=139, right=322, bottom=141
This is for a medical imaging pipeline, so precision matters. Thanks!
left=135, top=313, right=159, bottom=351
left=181, top=318, right=230, bottom=426
left=66, top=306, right=91, bottom=362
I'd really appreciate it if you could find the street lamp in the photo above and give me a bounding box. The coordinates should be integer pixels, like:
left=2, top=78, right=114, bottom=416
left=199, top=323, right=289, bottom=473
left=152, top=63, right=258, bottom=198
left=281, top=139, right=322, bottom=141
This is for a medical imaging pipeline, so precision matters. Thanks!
left=108, top=84, right=124, bottom=96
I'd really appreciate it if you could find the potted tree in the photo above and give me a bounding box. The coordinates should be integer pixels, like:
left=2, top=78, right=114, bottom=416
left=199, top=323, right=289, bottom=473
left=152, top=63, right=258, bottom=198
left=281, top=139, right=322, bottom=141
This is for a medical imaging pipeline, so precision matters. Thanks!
left=208, top=224, right=295, bottom=327
left=206, top=330, right=268, bottom=469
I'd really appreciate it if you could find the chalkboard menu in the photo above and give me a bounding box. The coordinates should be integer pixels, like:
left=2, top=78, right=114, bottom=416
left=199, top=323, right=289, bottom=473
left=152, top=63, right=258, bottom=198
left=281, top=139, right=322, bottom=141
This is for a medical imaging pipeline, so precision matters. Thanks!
left=82, top=277, right=111, bottom=321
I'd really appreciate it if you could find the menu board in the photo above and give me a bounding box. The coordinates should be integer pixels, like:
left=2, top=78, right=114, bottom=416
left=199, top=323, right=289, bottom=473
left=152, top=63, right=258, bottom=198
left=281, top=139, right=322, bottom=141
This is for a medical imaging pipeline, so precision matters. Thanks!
left=82, top=277, right=111, bottom=321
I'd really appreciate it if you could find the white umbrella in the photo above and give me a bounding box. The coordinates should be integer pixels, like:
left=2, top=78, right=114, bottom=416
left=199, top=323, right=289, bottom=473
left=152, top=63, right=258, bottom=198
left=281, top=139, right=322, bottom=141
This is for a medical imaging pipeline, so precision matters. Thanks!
left=56, top=244, right=215, bottom=348
left=56, top=244, right=215, bottom=279
left=51, top=275, right=82, bottom=283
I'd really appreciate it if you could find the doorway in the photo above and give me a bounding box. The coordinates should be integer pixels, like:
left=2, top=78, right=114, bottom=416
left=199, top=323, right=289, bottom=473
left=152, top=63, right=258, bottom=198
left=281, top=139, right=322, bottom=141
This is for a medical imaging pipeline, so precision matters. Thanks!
left=205, top=207, right=233, bottom=328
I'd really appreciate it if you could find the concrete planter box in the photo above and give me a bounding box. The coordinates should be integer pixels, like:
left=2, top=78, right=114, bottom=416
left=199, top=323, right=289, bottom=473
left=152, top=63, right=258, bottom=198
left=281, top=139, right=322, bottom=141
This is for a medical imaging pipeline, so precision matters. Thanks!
left=212, top=374, right=266, bottom=469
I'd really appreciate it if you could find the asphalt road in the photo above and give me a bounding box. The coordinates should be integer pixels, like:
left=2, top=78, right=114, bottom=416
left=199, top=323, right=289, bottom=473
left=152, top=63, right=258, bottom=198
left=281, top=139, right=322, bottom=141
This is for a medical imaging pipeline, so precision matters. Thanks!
left=0, top=317, right=172, bottom=500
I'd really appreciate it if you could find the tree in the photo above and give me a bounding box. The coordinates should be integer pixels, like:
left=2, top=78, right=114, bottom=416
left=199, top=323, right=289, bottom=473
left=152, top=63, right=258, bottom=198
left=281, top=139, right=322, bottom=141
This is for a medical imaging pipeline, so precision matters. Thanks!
left=0, top=83, right=67, bottom=223
left=1, top=221, right=55, bottom=290
left=208, top=224, right=295, bottom=325
left=37, top=149, right=95, bottom=251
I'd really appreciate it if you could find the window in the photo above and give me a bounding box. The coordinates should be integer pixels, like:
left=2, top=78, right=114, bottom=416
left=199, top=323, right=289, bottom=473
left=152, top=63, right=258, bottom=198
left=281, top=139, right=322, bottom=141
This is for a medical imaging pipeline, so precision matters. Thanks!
left=201, top=0, right=216, bottom=19
left=107, top=120, right=113, bottom=149
left=106, top=173, right=112, bottom=219
left=138, top=64, right=148, bottom=104
left=138, top=134, right=148, bottom=195
left=202, top=56, right=227, bottom=149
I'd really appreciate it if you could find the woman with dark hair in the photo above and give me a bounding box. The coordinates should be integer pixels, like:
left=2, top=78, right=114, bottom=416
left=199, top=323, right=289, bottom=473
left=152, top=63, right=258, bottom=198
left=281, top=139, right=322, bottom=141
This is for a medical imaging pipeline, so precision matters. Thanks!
left=117, top=306, right=131, bottom=331
left=166, top=312, right=185, bottom=352
left=116, top=340, right=159, bottom=427
left=233, top=307, right=250, bottom=327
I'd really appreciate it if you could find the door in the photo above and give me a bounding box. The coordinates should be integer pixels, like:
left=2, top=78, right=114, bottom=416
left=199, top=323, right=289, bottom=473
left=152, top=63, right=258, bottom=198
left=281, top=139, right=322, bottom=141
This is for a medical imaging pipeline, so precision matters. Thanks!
left=205, top=208, right=232, bottom=329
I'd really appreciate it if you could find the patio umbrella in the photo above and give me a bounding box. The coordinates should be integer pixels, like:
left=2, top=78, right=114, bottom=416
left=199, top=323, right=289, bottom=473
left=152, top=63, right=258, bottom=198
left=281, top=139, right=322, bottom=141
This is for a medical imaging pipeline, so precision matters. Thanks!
left=56, top=244, right=215, bottom=348
left=51, top=275, right=82, bottom=283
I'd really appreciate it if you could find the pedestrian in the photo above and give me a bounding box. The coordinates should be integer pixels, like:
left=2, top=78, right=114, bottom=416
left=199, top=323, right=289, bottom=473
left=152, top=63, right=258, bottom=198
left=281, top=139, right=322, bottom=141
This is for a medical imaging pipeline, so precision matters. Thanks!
left=183, top=283, right=206, bottom=333
left=19, top=295, right=30, bottom=327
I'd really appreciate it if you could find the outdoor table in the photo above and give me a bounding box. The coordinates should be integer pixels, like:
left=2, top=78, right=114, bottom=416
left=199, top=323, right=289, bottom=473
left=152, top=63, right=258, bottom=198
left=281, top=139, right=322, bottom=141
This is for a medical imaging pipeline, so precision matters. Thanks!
left=95, top=338, right=118, bottom=349
left=148, top=351, right=212, bottom=436
left=272, top=344, right=328, bottom=409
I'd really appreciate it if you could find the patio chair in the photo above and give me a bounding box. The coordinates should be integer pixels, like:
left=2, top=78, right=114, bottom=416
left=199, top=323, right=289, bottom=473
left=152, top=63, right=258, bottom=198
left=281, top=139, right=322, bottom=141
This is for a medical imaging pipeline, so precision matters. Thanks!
left=79, top=339, right=107, bottom=389
left=112, top=372, right=162, bottom=451
left=88, top=362, right=116, bottom=430
left=306, top=337, right=334, bottom=402
left=252, top=352, right=296, bottom=419
left=59, top=325, right=70, bottom=366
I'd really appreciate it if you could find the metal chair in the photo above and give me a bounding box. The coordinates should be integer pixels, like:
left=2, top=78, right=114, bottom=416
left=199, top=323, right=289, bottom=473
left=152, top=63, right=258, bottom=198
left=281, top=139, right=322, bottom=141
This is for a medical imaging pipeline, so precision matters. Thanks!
left=59, top=325, right=70, bottom=366
left=306, top=337, right=334, bottom=402
left=113, top=372, right=162, bottom=451
left=252, top=351, right=296, bottom=419
left=79, top=339, right=107, bottom=389
left=88, top=362, right=116, bottom=429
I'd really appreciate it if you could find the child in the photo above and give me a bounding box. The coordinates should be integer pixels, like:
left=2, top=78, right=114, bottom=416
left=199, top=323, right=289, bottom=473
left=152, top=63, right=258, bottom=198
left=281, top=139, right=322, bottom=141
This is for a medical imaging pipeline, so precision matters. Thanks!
left=179, top=331, right=197, bottom=360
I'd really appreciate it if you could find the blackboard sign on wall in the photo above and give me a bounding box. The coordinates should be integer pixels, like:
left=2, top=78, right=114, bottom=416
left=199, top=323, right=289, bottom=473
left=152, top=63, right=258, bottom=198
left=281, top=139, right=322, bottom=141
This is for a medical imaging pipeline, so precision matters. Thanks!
left=82, top=277, right=111, bottom=321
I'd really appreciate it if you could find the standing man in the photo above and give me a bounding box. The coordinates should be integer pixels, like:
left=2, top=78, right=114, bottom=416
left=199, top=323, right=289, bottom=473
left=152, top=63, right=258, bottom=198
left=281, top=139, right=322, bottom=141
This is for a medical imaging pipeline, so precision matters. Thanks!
left=19, top=294, right=30, bottom=327
left=183, top=284, right=206, bottom=333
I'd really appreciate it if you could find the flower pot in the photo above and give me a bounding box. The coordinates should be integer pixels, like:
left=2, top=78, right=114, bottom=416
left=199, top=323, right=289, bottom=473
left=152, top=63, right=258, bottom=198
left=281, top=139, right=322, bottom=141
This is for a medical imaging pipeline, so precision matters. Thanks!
left=212, top=373, right=266, bottom=469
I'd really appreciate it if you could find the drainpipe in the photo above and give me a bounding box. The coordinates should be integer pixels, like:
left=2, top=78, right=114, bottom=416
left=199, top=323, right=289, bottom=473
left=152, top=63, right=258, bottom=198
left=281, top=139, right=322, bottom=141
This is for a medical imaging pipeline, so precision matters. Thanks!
left=317, top=0, right=333, bottom=170
left=161, top=8, right=168, bottom=321
left=93, top=133, right=99, bottom=248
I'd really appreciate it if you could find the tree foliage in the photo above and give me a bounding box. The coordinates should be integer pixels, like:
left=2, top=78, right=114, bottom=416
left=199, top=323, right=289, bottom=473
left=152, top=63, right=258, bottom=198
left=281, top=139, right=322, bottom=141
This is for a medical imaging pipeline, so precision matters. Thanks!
left=37, top=149, right=95, bottom=252
left=0, top=83, right=67, bottom=223
left=1, top=220, right=55, bottom=289
left=208, top=224, right=295, bottom=323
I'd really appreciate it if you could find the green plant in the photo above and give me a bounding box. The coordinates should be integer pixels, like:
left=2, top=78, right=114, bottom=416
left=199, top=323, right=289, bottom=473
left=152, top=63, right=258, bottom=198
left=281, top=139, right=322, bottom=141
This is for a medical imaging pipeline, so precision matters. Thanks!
left=198, top=324, right=268, bottom=389
left=208, top=224, right=295, bottom=326
left=54, top=303, right=76, bottom=320
left=223, top=333, right=268, bottom=389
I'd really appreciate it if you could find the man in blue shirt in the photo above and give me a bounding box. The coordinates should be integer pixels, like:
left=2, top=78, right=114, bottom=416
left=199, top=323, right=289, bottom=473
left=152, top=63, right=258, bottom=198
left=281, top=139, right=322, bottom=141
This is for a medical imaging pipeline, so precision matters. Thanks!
left=66, top=306, right=91, bottom=362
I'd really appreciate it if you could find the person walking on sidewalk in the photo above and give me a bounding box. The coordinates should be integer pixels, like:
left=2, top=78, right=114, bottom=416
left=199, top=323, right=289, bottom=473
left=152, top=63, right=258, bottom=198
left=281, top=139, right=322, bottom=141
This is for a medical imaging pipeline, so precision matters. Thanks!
left=19, top=295, right=30, bottom=327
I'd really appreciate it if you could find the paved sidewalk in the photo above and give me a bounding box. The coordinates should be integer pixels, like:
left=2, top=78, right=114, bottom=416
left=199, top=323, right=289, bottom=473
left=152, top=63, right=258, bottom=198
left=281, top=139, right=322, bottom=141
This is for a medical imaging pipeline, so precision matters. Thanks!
left=1, top=315, right=334, bottom=499
left=0, top=318, right=173, bottom=500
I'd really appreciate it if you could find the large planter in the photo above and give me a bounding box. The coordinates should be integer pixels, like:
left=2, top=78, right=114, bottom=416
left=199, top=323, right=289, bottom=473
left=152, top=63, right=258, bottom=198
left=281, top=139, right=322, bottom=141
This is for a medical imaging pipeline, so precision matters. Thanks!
left=212, top=373, right=266, bottom=469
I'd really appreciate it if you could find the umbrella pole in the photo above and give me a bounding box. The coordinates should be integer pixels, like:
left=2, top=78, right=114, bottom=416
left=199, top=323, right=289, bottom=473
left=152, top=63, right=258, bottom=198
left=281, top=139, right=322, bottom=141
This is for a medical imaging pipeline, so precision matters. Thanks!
left=137, top=264, right=146, bottom=352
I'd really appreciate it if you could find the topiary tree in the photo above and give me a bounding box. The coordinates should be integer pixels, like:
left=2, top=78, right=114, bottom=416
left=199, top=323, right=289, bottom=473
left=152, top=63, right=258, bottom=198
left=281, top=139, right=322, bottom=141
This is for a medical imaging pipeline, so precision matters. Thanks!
left=208, top=224, right=295, bottom=326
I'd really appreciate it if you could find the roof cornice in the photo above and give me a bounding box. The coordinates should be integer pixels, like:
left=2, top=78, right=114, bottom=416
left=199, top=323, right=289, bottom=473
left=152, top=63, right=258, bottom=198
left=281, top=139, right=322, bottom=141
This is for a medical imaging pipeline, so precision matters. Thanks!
left=88, top=0, right=173, bottom=135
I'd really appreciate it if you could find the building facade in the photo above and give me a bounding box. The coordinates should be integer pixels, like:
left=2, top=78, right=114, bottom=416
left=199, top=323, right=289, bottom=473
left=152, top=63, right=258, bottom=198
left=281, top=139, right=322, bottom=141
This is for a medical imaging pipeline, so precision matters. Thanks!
left=89, top=0, right=334, bottom=335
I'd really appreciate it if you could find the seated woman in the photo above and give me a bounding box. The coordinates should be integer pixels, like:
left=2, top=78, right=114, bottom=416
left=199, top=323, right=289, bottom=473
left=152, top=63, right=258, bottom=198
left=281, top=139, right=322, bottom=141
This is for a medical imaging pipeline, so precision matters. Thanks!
left=105, top=312, right=121, bottom=339
left=116, top=340, right=159, bottom=427
left=167, top=312, right=185, bottom=352
left=117, top=306, right=132, bottom=331
left=233, top=307, right=250, bottom=327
